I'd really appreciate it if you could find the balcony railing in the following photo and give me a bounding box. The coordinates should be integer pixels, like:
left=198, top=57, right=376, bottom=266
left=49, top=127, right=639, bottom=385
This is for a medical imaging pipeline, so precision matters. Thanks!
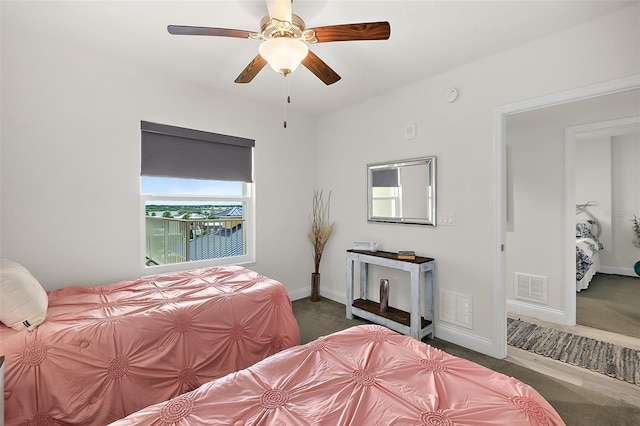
left=145, top=217, right=245, bottom=266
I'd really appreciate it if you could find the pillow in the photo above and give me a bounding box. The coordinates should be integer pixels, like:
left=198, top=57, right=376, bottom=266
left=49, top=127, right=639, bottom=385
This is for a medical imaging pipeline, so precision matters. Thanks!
left=0, top=259, right=48, bottom=331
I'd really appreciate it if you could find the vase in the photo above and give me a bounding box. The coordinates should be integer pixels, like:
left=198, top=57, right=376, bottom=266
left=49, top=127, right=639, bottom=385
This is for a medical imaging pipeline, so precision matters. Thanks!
left=635, top=261, right=640, bottom=277
left=379, top=279, right=389, bottom=312
left=311, top=272, right=321, bottom=302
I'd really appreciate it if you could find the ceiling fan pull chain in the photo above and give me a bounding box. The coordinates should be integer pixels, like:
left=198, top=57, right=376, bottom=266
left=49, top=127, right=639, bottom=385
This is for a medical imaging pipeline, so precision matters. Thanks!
left=283, top=74, right=290, bottom=128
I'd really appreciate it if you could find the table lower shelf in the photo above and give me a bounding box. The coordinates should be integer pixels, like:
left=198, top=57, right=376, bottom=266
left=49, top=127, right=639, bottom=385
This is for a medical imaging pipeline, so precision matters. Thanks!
left=352, top=298, right=432, bottom=330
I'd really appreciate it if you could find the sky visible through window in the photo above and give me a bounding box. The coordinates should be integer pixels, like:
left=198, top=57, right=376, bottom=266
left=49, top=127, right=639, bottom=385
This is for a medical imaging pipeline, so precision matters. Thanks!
left=142, top=177, right=244, bottom=209
left=142, top=177, right=242, bottom=197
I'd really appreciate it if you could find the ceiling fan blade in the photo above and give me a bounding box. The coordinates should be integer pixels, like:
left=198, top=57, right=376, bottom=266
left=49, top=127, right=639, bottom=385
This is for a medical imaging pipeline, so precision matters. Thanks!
left=265, top=0, right=292, bottom=23
left=168, top=25, right=255, bottom=39
left=301, top=50, right=341, bottom=85
left=307, top=22, right=390, bottom=43
left=234, top=54, right=268, bottom=84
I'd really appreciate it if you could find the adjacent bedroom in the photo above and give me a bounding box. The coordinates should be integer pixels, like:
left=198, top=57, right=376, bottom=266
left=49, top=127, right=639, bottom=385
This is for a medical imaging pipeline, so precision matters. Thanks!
left=506, top=90, right=639, bottom=338
left=505, top=87, right=640, bottom=408
left=574, top=122, right=640, bottom=339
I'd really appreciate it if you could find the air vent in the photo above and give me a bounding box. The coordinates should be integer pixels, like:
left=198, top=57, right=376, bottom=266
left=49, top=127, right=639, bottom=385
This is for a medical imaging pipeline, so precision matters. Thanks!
left=515, top=273, right=548, bottom=304
left=439, top=290, right=472, bottom=329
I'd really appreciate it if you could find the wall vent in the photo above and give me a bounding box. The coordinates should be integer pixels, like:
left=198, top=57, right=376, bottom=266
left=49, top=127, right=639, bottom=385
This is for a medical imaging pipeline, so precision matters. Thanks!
left=439, top=290, right=472, bottom=329
left=515, top=273, right=548, bottom=304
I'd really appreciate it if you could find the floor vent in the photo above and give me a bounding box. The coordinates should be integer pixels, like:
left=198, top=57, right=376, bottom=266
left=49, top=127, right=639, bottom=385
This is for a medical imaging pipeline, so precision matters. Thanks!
left=515, top=273, right=548, bottom=304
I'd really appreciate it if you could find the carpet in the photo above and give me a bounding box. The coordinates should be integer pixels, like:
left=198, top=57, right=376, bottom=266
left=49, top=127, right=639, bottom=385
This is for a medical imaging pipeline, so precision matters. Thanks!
left=576, top=273, right=640, bottom=338
left=507, top=318, right=639, bottom=386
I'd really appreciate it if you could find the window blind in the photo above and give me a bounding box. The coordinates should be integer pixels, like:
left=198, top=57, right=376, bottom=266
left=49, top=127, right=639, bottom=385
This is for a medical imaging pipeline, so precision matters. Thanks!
left=371, top=168, right=399, bottom=187
left=141, top=121, right=255, bottom=182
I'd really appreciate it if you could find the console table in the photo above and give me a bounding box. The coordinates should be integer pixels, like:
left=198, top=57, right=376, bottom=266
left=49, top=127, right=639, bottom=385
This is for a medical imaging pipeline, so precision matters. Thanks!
left=346, top=249, right=434, bottom=340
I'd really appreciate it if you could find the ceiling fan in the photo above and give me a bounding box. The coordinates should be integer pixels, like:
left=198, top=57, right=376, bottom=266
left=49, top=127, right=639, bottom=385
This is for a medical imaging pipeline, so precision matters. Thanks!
left=167, top=0, right=391, bottom=85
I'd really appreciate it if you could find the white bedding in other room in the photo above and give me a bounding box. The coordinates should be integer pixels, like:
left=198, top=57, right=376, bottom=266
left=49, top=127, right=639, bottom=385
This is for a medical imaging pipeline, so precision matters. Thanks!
left=576, top=238, right=601, bottom=291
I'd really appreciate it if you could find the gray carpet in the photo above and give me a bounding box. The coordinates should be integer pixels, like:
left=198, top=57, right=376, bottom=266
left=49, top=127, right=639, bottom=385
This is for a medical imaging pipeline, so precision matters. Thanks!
left=293, top=297, right=640, bottom=426
left=507, top=318, right=639, bottom=385
left=577, top=273, right=640, bottom=338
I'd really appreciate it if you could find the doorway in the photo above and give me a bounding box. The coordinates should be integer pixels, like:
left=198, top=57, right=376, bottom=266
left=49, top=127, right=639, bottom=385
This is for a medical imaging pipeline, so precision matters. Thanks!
left=569, top=118, right=640, bottom=337
left=493, top=75, right=640, bottom=358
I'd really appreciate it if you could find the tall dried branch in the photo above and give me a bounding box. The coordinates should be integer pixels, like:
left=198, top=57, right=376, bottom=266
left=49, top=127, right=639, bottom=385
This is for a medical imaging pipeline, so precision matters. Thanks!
left=309, top=190, right=334, bottom=274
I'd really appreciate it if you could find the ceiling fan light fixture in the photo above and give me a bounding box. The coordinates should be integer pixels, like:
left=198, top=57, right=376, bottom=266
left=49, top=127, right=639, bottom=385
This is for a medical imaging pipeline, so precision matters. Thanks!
left=259, top=37, right=309, bottom=75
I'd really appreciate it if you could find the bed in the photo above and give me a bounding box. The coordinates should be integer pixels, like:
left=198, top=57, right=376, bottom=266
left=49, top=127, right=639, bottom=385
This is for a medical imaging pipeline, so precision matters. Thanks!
left=111, top=324, right=565, bottom=426
left=576, top=203, right=604, bottom=292
left=0, top=263, right=300, bottom=425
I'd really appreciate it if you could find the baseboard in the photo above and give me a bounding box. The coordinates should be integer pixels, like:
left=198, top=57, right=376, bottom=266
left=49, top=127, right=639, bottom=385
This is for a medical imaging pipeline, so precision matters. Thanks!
left=599, top=266, right=637, bottom=277
left=288, top=287, right=310, bottom=301
left=288, top=287, right=346, bottom=304
left=434, top=322, right=498, bottom=358
left=319, top=287, right=347, bottom=304
left=506, top=299, right=566, bottom=324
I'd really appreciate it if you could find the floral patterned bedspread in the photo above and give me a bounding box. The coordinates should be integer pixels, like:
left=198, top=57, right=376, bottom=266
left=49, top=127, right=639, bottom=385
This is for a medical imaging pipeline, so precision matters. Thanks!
left=576, top=237, right=603, bottom=281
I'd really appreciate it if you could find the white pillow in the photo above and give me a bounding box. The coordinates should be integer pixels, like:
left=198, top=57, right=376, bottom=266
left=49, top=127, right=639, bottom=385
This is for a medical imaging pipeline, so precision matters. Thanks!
left=0, top=259, right=48, bottom=331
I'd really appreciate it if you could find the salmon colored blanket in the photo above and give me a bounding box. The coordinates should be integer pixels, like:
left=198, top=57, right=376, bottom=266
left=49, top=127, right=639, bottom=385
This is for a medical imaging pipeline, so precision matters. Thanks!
left=111, top=324, right=564, bottom=425
left=1, top=266, right=300, bottom=425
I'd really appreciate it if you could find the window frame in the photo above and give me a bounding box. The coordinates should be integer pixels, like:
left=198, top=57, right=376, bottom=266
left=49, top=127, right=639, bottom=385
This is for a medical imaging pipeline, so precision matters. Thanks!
left=140, top=182, right=256, bottom=275
left=371, top=186, right=402, bottom=218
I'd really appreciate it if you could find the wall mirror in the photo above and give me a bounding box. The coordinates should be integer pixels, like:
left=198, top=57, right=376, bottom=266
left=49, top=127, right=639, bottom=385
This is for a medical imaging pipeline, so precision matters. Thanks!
left=367, top=156, right=436, bottom=226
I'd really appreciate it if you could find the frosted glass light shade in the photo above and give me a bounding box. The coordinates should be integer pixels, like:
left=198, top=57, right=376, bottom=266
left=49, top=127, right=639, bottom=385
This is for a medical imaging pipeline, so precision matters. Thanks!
left=259, top=38, right=309, bottom=74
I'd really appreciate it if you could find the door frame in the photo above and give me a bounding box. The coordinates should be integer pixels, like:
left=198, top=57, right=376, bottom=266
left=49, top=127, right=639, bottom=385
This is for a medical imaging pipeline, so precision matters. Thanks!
left=492, top=75, right=639, bottom=358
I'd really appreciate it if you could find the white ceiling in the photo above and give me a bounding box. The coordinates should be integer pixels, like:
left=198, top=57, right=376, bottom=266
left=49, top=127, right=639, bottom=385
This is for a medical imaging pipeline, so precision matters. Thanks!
left=3, top=1, right=636, bottom=116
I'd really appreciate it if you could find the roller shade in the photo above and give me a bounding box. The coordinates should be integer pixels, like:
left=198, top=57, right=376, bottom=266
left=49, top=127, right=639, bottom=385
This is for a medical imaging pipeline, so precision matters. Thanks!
left=371, top=168, right=399, bottom=187
left=141, top=121, right=255, bottom=182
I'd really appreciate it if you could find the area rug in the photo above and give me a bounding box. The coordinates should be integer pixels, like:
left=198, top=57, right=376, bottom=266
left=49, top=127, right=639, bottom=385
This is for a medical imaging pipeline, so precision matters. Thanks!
left=507, top=318, right=639, bottom=386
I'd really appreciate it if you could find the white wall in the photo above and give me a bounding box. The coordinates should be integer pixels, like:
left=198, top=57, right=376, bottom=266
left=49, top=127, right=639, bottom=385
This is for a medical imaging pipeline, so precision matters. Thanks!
left=506, top=113, right=567, bottom=315
left=315, top=6, right=639, bottom=354
left=610, top=131, right=640, bottom=270
left=0, top=28, right=317, bottom=293
left=575, top=136, right=612, bottom=255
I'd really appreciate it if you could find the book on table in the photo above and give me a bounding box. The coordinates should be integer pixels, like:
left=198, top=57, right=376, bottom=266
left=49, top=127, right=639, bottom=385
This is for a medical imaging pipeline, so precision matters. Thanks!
left=397, top=250, right=416, bottom=260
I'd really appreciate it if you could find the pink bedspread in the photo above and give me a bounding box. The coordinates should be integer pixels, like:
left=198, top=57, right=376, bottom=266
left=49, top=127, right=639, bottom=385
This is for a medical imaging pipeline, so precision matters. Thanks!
left=0, top=266, right=300, bottom=425
left=112, top=324, right=564, bottom=426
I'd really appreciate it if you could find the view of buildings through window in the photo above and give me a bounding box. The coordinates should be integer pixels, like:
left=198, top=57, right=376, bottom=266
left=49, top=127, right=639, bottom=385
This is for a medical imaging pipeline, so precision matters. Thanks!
left=142, top=177, right=250, bottom=267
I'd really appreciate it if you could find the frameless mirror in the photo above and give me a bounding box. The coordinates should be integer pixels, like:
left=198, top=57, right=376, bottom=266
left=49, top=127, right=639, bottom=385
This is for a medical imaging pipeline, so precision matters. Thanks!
left=367, top=156, right=436, bottom=226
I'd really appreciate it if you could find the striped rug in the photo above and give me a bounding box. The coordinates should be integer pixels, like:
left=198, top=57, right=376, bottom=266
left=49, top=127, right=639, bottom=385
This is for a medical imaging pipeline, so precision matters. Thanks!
left=507, top=318, right=639, bottom=386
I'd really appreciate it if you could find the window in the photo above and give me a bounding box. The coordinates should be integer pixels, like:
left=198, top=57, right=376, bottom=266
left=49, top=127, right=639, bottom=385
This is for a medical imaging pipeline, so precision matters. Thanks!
left=371, top=186, right=401, bottom=217
left=140, top=122, right=255, bottom=271
left=370, top=167, right=401, bottom=218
